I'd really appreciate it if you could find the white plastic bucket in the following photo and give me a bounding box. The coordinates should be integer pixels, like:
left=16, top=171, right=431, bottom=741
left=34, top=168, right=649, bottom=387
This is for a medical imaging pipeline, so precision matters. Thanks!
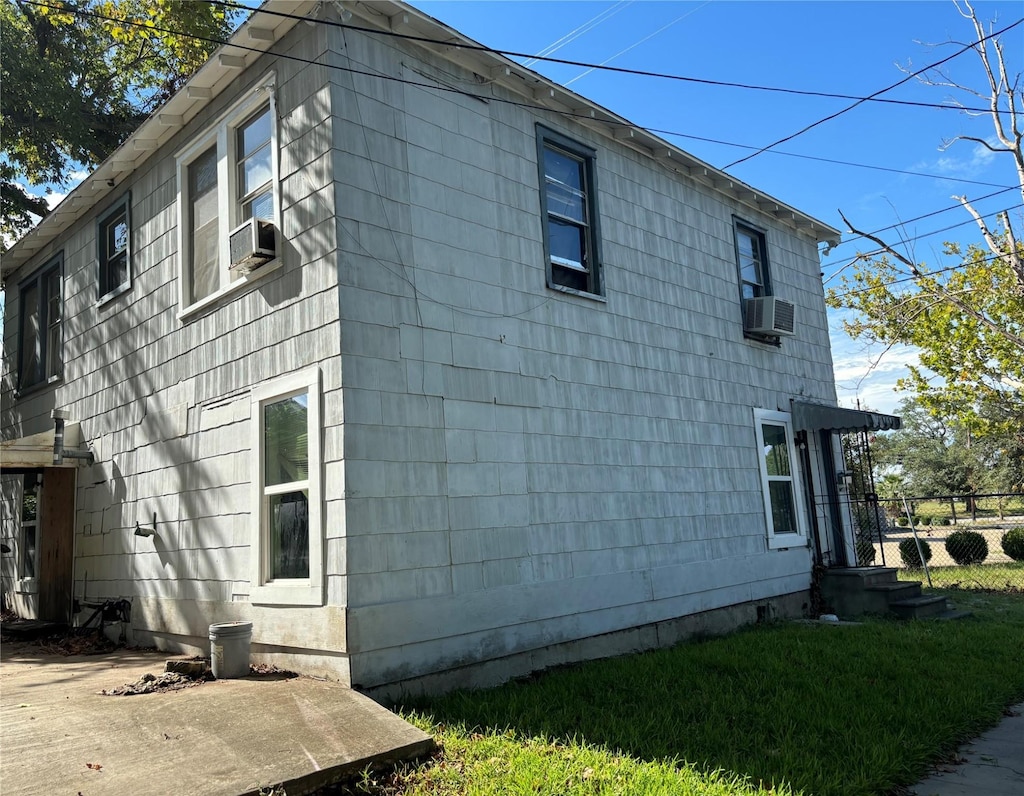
left=208, top=621, right=253, bottom=679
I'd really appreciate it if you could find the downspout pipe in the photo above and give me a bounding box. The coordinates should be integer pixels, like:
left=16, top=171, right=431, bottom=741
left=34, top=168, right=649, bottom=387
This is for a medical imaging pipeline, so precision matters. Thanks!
left=51, top=409, right=94, bottom=466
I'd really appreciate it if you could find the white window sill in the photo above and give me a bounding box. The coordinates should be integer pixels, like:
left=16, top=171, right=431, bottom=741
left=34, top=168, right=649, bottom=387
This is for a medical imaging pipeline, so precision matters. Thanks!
left=250, top=580, right=323, bottom=607
left=16, top=578, right=38, bottom=594
left=768, top=534, right=808, bottom=551
left=178, top=258, right=282, bottom=321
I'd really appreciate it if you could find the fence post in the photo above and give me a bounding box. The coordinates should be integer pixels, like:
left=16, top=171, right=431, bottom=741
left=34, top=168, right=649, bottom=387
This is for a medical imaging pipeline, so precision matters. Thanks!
left=901, top=497, right=932, bottom=588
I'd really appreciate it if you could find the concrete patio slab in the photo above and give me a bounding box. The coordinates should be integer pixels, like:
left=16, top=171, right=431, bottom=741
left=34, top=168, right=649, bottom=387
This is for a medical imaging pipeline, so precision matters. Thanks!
left=0, top=642, right=432, bottom=796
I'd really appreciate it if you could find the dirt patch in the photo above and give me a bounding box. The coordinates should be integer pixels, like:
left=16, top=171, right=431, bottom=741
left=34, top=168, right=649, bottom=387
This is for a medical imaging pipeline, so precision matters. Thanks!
left=101, top=671, right=210, bottom=696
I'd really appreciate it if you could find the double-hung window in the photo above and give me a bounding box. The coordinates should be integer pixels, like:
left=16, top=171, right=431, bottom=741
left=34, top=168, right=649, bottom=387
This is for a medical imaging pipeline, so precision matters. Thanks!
left=250, top=366, right=323, bottom=605
left=537, top=126, right=602, bottom=296
left=17, top=255, right=62, bottom=392
left=176, top=76, right=279, bottom=311
left=753, top=409, right=808, bottom=549
left=735, top=220, right=770, bottom=300
left=97, top=194, right=131, bottom=302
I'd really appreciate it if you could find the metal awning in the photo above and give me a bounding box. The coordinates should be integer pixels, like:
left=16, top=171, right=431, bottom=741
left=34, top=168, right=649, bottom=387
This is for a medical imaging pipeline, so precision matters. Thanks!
left=791, top=400, right=901, bottom=433
left=1, top=423, right=82, bottom=469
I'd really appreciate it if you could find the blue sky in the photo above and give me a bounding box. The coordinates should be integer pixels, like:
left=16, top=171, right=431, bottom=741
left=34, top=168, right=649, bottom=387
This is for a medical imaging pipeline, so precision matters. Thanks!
left=408, top=0, right=1023, bottom=413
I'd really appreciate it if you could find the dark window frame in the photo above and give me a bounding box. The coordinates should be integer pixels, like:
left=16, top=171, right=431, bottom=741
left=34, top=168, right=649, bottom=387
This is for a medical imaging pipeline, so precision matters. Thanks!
left=536, top=125, right=603, bottom=298
left=733, top=218, right=772, bottom=302
left=17, top=254, right=63, bottom=394
left=97, top=192, right=132, bottom=303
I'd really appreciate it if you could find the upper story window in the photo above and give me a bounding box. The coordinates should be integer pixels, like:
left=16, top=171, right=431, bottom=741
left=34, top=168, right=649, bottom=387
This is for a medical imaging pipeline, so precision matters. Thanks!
left=735, top=221, right=770, bottom=300
left=18, top=255, right=62, bottom=392
left=176, top=77, right=278, bottom=312
left=97, top=194, right=131, bottom=302
left=753, top=409, right=808, bottom=550
left=250, top=366, right=323, bottom=606
left=537, top=126, right=603, bottom=297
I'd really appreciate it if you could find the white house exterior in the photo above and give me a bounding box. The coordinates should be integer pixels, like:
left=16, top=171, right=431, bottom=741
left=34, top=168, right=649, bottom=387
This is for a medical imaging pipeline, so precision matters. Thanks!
left=1, top=1, right=889, bottom=692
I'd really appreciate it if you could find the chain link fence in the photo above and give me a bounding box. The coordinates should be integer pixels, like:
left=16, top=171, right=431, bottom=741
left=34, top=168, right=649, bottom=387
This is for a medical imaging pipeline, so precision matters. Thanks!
left=850, top=493, right=1024, bottom=593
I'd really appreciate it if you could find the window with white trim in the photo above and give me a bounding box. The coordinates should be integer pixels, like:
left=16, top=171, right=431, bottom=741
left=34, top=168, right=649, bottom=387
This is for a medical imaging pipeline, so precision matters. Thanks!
left=176, top=77, right=278, bottom=309
left=97, top=194, right=131, bottom=302
left=537, top=125, right=603, bottom=296
left=250, top=366, right=323, bottom=605
left=18, top=255, right=62, bottom=392
left=753, top=409, right=808, bottom=549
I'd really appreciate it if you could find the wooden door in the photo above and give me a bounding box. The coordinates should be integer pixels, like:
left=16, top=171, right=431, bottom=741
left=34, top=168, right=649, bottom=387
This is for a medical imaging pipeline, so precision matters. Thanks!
left=38, top=467, right=75, bottom=623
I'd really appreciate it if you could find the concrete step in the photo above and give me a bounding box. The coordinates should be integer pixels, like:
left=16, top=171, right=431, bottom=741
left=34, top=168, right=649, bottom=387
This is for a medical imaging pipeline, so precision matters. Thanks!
left=821, top=566, right=899, bottom=588
left=890, top=595, right=950, bottom=620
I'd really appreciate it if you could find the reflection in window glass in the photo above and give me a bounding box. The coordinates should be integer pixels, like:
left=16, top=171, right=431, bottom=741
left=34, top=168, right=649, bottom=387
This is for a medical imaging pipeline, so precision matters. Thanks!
left=271, top=490, right=309, bottom=579
left=762, top=424, right=791, bottom=476
left=264, top=394, right=308, bottom=486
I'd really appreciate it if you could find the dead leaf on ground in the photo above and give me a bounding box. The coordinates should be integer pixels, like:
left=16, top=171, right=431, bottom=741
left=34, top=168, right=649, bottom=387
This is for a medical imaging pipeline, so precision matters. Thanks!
left=85, top=762, right=103, bottom=771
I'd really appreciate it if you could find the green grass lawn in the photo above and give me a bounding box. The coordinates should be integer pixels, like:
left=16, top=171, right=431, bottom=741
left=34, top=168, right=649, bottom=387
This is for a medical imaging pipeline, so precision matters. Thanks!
left=344, top=591, right=1024, bottom=796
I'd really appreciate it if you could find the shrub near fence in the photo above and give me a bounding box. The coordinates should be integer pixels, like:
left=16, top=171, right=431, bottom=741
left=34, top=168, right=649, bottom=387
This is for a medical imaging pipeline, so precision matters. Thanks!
left=853, top=493, right=1024, bottom=592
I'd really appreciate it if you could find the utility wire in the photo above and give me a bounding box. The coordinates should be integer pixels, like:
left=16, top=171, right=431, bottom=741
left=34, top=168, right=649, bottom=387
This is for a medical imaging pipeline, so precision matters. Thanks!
left=829, top=249, right=1015, bottom=299
left=825, top=203, right=1024, bottom=290
left=825, top=187, right=1018, bottom=255
left=723, top=16, right=1024, bottom=169
left=202, top=0, right=1015, bottom=117
left=22, top=0, right=1016, bottom=195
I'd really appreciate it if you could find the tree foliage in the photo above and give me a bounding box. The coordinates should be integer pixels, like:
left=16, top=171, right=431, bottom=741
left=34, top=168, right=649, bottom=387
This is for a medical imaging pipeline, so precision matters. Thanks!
left=0, top=0, right=240, bottom=246
left=826, top=1, right=1024, bottom=444
left=872, top=396, right=1022, bottom=497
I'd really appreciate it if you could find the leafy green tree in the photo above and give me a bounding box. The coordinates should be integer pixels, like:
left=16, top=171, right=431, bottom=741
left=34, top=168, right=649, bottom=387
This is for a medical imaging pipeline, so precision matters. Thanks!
left=1, top=0, right=240, bottom=246
left=827, top=1, right=1023, bottom=444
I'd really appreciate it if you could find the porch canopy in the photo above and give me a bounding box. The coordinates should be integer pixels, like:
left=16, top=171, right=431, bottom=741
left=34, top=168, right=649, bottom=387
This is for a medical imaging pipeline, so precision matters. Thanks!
left=790, top=400, right=901, bottom=433
left=1, top=423, right=83, bottom=469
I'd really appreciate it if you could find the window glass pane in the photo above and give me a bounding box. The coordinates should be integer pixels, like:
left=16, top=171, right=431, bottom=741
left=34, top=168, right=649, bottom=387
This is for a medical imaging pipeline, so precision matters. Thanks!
left=762, top=424, right=791, bottom=476
left=106, top=252, right=128, bottom=293
left=544, top=148, right=585, bottom=222
left=46, top=272, right=61, bottom=322
left=190, top=146, right=218, bottom=196
left=190, top=146, right=220, bottom=302
left=239, top=146, right=272, bottom=199
left=239, top=108, right=271, bottom=157
left=270, top=490, right=309, bottom=579
left=548, top=218, right=586, bottom=271
left=46, top=322, right=62, bottom=379
left=244, top=190, right=274, bottom=222
left=20, top=283, right=40, bottom=385
left=768, top=481, right=797, bottom=534
left=109, top=213, right=128, bottom=255
left=20, top=525, right=37, bottom=579
left=22, top=477, right=38, bottom=522
left=739, top=256, right=762, bottom=287
left=264, top=394, right=309, bottom=486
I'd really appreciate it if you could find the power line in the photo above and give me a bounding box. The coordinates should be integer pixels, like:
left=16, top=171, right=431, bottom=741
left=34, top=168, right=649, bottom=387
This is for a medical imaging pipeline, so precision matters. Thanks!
left=203, top=0, right=1015, bottom=117
left=22, top=0, right=1016, bottom=195
left=828, top=249, right=1014, bottom=299
left=824, top=202, right=1024, bottom=282
left=826, top=187, right=1018, bottom=255
left=723, top=15, right=1024, bottom=170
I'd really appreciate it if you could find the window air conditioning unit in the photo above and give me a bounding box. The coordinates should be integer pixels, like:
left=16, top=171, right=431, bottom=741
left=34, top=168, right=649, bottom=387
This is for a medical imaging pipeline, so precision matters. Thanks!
left=744, top=296, right=796, bottom=336
left=229, top=218, right=275, bottom=274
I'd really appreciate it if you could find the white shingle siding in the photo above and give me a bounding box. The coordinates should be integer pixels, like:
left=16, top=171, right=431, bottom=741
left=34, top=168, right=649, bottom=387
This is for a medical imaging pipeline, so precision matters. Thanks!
left=331, top=27, right=833, bottom=686
left=2, top=8, right=838, bottom=688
